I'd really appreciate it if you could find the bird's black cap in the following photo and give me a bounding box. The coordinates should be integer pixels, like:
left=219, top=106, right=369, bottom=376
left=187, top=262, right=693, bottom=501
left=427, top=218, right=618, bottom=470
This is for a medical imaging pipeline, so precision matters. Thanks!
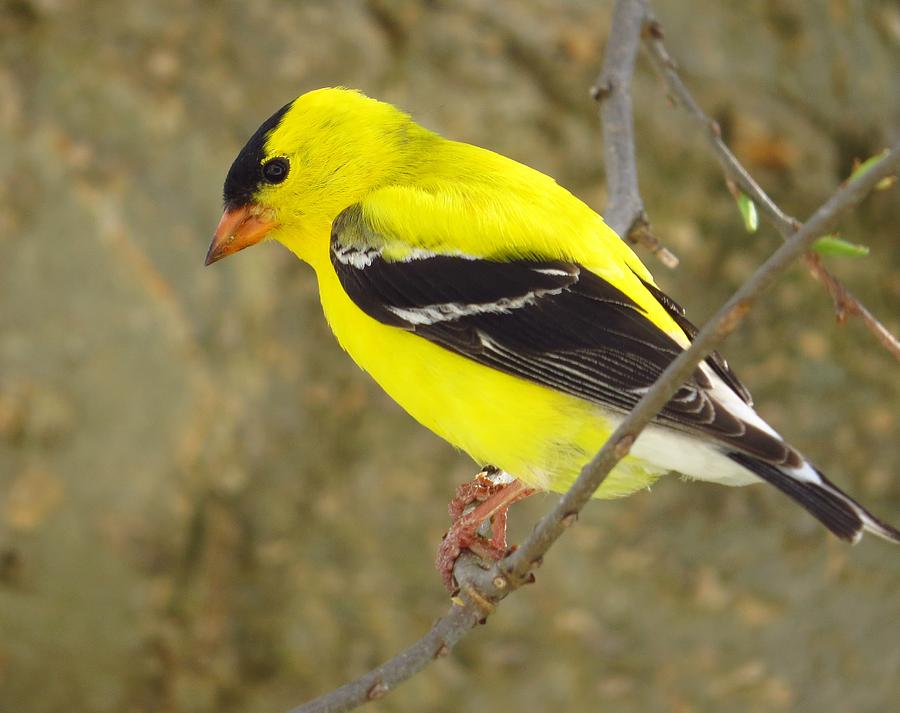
left=223, top=101, right=292, bottom=209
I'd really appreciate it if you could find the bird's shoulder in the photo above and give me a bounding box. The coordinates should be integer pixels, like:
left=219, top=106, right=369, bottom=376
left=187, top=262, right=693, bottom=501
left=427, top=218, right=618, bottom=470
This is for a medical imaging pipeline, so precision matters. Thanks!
left=338, top=160, right=653, bottom=282
left=344, top=142, right=619, bottom=259
left=333, top=179, right=689, bottom=348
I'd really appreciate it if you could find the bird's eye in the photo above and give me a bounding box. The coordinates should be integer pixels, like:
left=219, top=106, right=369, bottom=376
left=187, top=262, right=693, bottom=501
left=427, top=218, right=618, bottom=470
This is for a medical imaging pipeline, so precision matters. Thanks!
left=261, top=157, right=289, bottom=184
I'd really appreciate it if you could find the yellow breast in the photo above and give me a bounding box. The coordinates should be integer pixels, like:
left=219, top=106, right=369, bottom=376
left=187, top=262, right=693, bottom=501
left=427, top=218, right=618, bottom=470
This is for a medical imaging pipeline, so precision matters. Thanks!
left=311, top=260, right=663, bottom=498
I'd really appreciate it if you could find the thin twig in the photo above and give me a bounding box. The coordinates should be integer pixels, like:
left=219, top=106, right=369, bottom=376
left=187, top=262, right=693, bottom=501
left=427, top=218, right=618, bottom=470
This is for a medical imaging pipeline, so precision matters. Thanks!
left=802, top=252, right=900, bottom=358
left=287, top=556, right=500, bottom=713
left=287, top=136, right=900, bottom=713
left=642, top=16, right=900, bottom=360
left=593, top=0, right=678, bottom=268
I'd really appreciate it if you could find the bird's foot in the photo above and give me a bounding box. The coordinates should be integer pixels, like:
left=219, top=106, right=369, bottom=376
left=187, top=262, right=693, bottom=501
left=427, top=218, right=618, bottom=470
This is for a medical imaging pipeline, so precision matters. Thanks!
left=436, top=466, right=534, bottom=592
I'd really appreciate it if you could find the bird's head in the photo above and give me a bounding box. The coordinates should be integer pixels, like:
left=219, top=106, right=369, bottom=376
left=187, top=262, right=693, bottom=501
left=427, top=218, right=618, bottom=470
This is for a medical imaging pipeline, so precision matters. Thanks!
left=205, top=87, right=424, bottom=266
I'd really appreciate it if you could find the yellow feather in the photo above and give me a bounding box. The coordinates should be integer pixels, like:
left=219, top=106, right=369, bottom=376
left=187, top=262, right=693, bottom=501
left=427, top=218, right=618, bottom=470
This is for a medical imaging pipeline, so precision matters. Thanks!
left=250, top=87, right=688, bottom=497
left=315, top=266, right=662, bottom=498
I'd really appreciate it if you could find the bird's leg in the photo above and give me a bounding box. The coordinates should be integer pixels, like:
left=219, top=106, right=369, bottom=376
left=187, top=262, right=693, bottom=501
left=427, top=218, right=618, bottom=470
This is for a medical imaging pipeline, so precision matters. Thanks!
left=436, top=466, right=535, bottom=592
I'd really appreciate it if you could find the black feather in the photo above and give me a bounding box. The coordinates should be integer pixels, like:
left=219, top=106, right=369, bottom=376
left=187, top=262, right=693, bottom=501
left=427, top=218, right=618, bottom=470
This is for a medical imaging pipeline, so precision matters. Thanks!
left=727, top=452, right=892, bottom=542
left=330, top=205, right=801, bottom=465
left=223, top=101, right=293, bottom=210
left=636, top=274, right=753, bottom=405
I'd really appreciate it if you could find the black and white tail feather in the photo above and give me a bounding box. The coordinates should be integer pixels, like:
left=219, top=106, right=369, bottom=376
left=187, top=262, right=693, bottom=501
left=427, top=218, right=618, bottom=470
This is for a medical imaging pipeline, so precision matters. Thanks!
left=728, top=452, right=900, bottom=544
left=330, top=203, right=900, bottom=545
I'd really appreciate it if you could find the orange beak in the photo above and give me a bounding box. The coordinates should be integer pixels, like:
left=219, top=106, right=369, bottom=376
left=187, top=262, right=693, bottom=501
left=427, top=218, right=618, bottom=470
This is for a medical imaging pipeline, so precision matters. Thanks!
left=204, top=204, right=277, bottom=265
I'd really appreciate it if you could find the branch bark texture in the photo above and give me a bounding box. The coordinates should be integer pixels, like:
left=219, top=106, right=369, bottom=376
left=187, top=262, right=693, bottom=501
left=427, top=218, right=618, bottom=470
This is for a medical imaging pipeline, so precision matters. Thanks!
left=593, top=0, right=645, bottom=238
left=594, top=0, right=678, bottom=267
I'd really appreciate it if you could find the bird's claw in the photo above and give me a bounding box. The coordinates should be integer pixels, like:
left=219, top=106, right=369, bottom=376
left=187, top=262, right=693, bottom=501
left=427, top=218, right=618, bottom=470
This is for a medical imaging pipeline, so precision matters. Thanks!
left=436, top=467, right=534, bottom=592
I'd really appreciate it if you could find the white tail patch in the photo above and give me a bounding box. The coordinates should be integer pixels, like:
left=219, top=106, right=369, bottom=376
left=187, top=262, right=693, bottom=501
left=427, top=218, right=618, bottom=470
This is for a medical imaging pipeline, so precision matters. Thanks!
left=699, top=363, right=779, bottom=438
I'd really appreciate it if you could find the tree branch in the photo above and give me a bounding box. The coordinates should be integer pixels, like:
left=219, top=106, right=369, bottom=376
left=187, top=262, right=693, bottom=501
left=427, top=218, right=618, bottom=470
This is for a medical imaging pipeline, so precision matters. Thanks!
left=497, top=141, right=899, bottom=588
left=641, top=16, right=900, bottom=360
left=593, top=0, right=678, bottom=268
left=286, top=5, right=899, bottom=711
left=286, top=555, right=497, bottom=713
left=591, top=1, right=645, bottom=236
left=286, top=128, right=900, bottom=713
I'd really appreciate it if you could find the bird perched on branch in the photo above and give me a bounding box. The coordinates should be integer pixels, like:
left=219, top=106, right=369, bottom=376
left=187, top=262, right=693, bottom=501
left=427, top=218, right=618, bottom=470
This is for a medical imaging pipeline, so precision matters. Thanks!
left=206, top=87, right=898, bottom=587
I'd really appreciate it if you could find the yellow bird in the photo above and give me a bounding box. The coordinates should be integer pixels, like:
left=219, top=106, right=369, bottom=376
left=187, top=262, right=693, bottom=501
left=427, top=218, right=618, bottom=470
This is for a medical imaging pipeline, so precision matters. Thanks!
left=206, top=88, right=898, bottom=579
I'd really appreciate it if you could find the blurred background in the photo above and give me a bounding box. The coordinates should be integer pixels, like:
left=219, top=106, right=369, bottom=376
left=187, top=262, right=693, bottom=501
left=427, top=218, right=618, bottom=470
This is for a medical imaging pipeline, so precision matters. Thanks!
left=1, top=1, right=899, bottom=712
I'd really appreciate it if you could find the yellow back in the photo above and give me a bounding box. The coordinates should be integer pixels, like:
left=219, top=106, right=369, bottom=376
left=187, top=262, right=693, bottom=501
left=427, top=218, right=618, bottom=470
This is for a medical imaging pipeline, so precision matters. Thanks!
left=257, top=88, right=688, bottom=346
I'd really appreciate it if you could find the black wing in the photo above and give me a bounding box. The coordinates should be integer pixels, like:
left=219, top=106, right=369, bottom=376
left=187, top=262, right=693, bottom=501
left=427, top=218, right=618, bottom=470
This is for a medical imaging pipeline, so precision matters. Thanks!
left=330, top=205, right=797, bottom=467
left=636, top=274, right=753, bottom=405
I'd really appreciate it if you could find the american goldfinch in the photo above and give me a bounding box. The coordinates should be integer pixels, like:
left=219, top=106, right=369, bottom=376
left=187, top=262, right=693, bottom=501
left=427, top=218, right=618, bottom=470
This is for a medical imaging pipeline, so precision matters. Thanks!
left=206, top=87, right=899, bottom=556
